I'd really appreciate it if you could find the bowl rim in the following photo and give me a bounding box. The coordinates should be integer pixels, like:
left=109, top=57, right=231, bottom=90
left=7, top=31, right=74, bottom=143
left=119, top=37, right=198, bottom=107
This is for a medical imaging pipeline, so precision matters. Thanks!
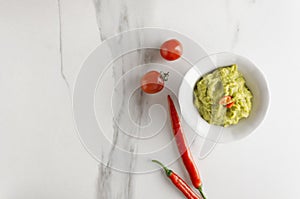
left=178, top=52, right=271, bottom=143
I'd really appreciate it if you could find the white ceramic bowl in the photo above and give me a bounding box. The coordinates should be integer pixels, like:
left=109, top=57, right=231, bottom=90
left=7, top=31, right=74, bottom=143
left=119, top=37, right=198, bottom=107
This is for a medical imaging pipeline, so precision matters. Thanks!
left=178, top=52, right=270, bottom=143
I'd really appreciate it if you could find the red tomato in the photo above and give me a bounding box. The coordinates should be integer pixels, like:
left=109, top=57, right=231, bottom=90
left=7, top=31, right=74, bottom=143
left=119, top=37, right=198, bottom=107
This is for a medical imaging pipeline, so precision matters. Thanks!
left=160, top=39, right=183, bottom=61
left=141, top=71, right=164, bottom=94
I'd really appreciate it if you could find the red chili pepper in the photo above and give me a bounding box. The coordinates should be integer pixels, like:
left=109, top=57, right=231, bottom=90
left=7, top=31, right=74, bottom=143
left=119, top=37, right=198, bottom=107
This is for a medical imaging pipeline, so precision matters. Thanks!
left=152, top=160, right=201, bottom=199
left=219, top=96, right=232, bottom=106
left=226, top=101, right=235, bottom=108
left=219, top=96, right=234, bottom=108
left=167, top=95, right=206, bottom=199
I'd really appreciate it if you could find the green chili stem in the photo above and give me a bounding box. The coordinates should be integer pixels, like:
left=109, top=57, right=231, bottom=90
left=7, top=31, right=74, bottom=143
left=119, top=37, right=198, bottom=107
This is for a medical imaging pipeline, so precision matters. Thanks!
left=152, top=160, right=172, bottom=176
left=198, top=186, right=206, bottom=199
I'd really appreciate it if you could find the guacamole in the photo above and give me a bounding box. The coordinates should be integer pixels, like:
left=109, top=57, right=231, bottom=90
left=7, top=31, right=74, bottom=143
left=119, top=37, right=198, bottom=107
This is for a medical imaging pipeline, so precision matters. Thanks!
left=193, top=64, right=252, bottom=127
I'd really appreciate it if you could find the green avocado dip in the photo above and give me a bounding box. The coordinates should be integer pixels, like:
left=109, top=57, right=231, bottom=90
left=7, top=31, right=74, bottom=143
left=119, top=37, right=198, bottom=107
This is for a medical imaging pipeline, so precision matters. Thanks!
left=193, top=64, right=253, bottom=127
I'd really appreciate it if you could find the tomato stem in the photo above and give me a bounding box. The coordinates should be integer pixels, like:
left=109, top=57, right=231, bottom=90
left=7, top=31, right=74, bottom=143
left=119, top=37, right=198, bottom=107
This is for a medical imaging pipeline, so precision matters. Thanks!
left=160, top=71, right=169, bottom=81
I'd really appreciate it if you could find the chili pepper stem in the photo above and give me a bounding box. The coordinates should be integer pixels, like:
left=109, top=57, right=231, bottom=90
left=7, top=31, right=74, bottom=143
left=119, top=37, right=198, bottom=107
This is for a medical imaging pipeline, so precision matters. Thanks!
left=152, top=160, right=172, bottom=176
left=198, top=186, right=206, bottom=199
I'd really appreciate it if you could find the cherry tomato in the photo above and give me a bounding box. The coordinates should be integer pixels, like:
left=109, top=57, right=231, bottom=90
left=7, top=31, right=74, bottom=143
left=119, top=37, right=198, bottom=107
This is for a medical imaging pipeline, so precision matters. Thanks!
left=141, top=71, right=165, bottom=94
left=160, top=39, right=183, bottom=61
left=219, top=96, right=232, bottom=105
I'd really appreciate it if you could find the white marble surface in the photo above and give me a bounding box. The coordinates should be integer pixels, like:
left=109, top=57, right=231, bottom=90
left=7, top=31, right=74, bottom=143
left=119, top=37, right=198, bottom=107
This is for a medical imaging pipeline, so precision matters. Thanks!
left=1, top=0, right=300, bottom=199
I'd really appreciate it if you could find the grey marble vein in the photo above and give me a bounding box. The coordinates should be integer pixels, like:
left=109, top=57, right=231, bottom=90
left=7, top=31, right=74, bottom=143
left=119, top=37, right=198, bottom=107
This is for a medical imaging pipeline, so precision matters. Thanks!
left=93, top=0, right=131, bottom=41
left=93, top=0, right=104, bottom=40
left=93, top=1, right=146, bottom=198
left=57, top=0, right=70, bottom=90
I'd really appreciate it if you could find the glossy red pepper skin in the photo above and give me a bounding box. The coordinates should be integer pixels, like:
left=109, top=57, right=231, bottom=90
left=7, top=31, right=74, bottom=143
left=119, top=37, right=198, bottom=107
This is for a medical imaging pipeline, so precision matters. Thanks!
left=170, top=171, right=201, bottom=199
left=167, top=95, right=206, bottom=199
left=226, top=101, right=235, bottom=108
left=152, top=160, right=201, bottom=199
